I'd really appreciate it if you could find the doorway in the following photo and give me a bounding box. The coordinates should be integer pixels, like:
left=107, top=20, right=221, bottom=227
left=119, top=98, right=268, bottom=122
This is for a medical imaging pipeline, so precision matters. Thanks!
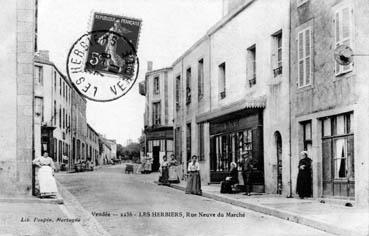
left=275, top=131, right=282, bottom=194
left=152, top=146, right=160, bottom=172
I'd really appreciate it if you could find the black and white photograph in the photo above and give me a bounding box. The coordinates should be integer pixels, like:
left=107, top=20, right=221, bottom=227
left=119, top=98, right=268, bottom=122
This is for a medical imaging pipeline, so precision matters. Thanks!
left=0, top=0, right=368, bottom=235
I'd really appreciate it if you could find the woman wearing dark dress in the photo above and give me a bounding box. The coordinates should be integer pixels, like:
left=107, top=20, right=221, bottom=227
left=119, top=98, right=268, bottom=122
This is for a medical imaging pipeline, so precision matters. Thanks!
left=226, top=162, right=239, bottom=185
left=296, top=151, right=313, bottom=199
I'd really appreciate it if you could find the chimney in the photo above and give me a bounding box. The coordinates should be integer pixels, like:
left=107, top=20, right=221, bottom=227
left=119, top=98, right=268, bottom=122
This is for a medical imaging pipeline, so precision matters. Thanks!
left=147, top=61, right=153, bottom=72
left=38, top=50, right=50, bottom=61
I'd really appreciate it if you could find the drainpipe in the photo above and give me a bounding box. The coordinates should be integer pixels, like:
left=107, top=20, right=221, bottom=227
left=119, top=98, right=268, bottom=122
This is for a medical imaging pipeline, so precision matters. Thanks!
left=287, top=0, right=293, bottom=198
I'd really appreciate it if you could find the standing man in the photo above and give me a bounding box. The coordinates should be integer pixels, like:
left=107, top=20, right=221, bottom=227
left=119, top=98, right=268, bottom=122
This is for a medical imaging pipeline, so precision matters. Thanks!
left=239, top=153, right=253, bottom=196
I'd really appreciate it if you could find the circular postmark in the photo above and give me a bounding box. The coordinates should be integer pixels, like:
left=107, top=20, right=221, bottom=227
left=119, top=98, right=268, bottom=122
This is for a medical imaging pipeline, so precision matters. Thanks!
left=66, top=30, right=139, bottom=102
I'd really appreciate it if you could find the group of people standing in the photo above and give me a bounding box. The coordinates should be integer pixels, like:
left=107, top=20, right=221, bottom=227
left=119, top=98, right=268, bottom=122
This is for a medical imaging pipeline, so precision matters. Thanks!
left=158, top=154, right=202, bottom=195
left=158, top=150, right=313, bottom=199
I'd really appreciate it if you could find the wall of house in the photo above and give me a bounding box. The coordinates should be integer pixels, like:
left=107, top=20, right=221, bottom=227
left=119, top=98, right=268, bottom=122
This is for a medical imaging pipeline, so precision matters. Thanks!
left=209, top=0, right=290, bottom=193
left=0, top=0, right=35, bottom=196
left=290, top=0, right=369, bottom=205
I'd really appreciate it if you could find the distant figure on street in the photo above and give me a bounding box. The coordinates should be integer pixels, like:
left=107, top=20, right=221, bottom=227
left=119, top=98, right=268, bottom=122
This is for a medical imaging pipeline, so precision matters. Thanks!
left=296, top=151, right=312, bottom=199
left=158, top=155, right=170, bottom=185
left=239, top=153, right=253, bottom=196
left=168, top=154, right=180, bottom=183
left=32, top=152, right=58, bottom=198
left=185, top=155, right=202, bottom=195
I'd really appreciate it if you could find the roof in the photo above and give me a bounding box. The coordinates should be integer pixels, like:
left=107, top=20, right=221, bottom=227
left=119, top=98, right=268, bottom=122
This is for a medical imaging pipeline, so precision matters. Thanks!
left=196, top=95, right=266, bottom=123
left=87, top=123, right=99, bottom=135
left=34, top=55, right=88, bottom=104
left=145, top=67, right=172, bottom=77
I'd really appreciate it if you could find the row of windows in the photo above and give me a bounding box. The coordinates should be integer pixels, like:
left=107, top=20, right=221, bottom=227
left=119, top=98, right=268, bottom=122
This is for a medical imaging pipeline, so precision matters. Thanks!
left=87, top=127, right=99, bottom=144
left=174, top=32, right=282, bottom=107
left=298, top=5, right=353, bottom=87
left=53, top=100, right=71, bottom=130
left=54, top=70, right=72, bottom=103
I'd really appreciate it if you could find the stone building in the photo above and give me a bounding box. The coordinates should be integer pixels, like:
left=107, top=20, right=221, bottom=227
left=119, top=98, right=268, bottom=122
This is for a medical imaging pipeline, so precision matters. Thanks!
left=34, top=51, right=73, bottom=171
left=172, top=0, right=290, bottom=194
left=139, top=65, right=174, bottom=172
left=87, top=124, right=100, bottom=166
left=71, top=87, right=87, bottom=168
left=290, top=0, right=369, bottom=206
left=0, top=0, right=36, bottom=196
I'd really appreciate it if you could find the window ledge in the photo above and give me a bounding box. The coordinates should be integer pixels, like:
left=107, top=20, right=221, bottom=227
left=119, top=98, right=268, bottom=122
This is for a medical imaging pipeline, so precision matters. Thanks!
left=296, top=84, right=313, bottom=93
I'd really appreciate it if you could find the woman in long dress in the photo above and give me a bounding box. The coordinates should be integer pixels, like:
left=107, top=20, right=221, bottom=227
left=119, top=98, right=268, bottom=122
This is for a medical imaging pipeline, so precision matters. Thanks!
left=32, top=152, right=58, bottom=198
left=185, top=155, right=202, bottom=195
left=296, top=151, right=313, bottom=199
left=158, top=155, right=170, bottom=185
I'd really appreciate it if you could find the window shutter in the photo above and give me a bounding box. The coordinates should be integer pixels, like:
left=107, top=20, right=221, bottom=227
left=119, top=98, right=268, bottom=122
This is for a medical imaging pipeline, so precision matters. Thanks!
left=305, top=29, right=311, bottom=84
left=322, top=139, right=332, bottom=196
left=298, top=32, right=304, bottom=86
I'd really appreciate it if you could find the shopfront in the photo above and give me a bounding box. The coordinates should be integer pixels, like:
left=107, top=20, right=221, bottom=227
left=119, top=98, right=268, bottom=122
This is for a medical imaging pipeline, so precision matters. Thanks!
left=145, top=126, right=174, bottom=172
left=208, top=109, right=264, bottom=189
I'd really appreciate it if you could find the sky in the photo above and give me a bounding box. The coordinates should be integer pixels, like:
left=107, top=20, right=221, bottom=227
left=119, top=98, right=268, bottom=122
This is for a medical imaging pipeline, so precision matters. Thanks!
left=38, top=0, right=223, bottom=145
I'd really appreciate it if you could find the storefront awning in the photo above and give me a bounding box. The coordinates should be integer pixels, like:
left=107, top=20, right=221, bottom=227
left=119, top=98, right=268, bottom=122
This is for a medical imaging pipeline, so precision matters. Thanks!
left=196, top=96, right=266, bottom=123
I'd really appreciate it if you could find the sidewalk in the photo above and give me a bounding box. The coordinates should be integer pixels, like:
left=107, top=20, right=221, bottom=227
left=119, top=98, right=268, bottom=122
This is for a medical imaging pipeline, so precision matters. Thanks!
left=0, top=183, right=110, bottom=236
left=167, top=181, right=368, bottom=236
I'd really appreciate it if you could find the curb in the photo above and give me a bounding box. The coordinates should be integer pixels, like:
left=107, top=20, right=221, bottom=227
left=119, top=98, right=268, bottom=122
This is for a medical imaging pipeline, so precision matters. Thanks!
left=169, top=184, right=365, bottom=236
left=56, top=181, right=111, bottom=236
left=0, top=197, right=63, bottom=205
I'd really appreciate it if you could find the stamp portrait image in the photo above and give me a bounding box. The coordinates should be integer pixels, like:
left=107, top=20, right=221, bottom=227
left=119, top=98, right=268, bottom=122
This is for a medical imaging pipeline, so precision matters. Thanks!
left=66, top=12, right=142, bottom=102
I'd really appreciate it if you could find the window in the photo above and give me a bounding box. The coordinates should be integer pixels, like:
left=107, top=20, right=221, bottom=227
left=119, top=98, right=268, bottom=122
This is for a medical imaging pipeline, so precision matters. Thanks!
left=198, top=59, right=204, bottom=100
left=54, top=71, right=56, bottom=91
left=59, top=106, right=61, bottom=128
left=53, top=101, right=56, bottom=126
left=152, top=102, right=161, bottom=125
left=211, top=129, right=252, bottom=172
left=302, top=121, right=312, bottom=153
left=198, top=123, right=204, bottom=161
left=273, top=32, right=283, bottom=77
left=34, top=66, right=43, bottom=85
left=62, top=108, right=65, bottom=129
left=153, top=76, right=160, bottom=94
left=297, top=27, right=312, bottom=87
left=58, top=140, right=62, bottom=163
left=59, top=77, right=62, bottom=95
left=186, top=123, right=191, bottom=163
left=322, top=113, right=354, bottom=180
left=218, top=62, right=226, bottom=99
left=334, top=6, right=353, bottom=75
left=186, top=68, right=191, bottom=105
left=247, top=45, right=256, bottom=87
left=175, top=75, right=181, bottom=110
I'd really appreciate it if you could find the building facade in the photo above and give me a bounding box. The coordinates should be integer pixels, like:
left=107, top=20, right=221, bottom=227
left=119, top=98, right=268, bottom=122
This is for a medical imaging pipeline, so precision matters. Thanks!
left=140, top=66, right=174, bottom=172
left=34, top=51, right=73, bottom=171
left=172, top=0, right=290, bottom=194
left=0, top=0, right=36, bottom=196
left=87, top=124, right=100, bottom=166
left=71, top=88, right=87, bottom=169
left=290, top=0, right=369, bottom=206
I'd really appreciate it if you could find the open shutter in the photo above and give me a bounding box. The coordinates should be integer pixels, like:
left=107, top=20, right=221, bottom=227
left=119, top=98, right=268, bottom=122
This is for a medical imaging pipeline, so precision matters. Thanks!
left=305, top=29, right=311, bottom=85
left=298, top=31, right=304, bottom=86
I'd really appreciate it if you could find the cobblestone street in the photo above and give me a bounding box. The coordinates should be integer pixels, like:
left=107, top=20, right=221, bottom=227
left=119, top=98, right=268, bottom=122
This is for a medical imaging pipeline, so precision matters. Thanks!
left=56, top=165, right=334, bottom=236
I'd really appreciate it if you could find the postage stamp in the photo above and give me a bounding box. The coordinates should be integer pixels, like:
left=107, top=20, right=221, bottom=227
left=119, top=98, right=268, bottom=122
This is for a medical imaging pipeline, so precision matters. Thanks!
left=66, top=12, right=142, bottom=102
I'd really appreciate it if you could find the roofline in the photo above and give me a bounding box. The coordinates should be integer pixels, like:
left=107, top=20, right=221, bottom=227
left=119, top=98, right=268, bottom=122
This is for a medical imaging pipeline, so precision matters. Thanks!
left=35, top=57, right=87, bottom=103
left=171, top=0, right=256, bottom=67
left=145, top=67, right=172, bottom=77
left=87, top=123, right=99, bottom=135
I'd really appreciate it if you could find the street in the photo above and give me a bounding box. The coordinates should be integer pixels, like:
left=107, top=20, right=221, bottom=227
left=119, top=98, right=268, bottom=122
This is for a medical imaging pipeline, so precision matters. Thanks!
left=56, top=165, right=334, bottom=236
